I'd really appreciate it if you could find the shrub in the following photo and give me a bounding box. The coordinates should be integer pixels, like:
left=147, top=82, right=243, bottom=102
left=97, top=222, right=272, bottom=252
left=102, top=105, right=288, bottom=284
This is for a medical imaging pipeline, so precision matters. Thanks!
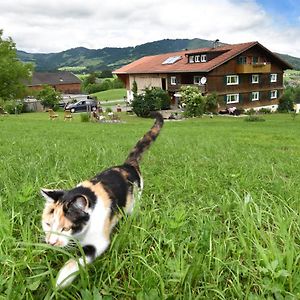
left=180, top=86, right=205, bottom=117
left=258, top=108, right=271, bottom=114
left=105, top=107, right=112, bottom=113
left=131, top=87, right=170, bottom=117
left=204, top=92, right=219, bottom=113
left=3, top=100, right=24, bottom=114
left=278, top=88, right=295, bottom=112
left=80, top=113, right=90, bottom=122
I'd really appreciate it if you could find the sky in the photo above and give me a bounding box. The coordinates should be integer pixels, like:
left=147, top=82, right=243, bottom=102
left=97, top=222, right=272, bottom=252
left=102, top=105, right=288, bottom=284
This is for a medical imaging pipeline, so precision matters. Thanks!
left=1, top=0, right=300, bottom=57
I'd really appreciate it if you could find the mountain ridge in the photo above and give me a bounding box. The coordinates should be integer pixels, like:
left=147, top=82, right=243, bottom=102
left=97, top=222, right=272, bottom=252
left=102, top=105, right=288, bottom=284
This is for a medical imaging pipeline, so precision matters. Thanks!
left=17, top=38, right=300, bottom=72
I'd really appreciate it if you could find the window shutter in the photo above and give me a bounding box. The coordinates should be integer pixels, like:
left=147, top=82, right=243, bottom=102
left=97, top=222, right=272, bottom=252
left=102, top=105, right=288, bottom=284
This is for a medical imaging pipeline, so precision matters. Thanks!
left=249, top=92, right=252, bottom=101
left=239, top=94, right=243, bottom=104
left=224, top=95, right=227, bottom=103
left=238, top=75, right=241, bottom=85
left=224, top=76, right=227, bottom=85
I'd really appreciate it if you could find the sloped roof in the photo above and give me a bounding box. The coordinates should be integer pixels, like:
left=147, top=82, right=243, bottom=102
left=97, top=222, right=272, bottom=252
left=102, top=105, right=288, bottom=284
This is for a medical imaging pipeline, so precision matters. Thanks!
left=114, top=41, right=292, bottom=74
left=28, top=71, right=81, bottom=86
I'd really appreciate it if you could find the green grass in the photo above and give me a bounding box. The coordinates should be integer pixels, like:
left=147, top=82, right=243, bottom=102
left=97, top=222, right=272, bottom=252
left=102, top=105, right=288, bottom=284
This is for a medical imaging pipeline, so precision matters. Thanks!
left=92, top=88, right=126, bottom=101
left=1, top=113, right=300, bottom=299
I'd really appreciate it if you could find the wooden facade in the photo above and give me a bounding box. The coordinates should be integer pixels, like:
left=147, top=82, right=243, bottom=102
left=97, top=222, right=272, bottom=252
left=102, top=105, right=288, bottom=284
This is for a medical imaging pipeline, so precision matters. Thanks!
left=114, top=42, right=292, bottom=111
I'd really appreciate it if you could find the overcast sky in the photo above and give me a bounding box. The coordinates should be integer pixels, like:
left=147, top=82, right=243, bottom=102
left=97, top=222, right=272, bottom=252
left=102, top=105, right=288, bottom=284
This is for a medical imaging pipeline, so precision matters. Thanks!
left=1, top=0, right=300, bottom=57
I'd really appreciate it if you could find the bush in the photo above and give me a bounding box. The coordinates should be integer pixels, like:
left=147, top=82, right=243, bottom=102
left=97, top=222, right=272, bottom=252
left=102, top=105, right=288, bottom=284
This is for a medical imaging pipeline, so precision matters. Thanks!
left=180, top=86, right=205, bottom=117
left=204, top=92, right=219, bottom=113
left=80, top=113, right=90, bottom=122
left=131, top=87, right=170, bottom=117
left=258, top=108, right=271, bottom=114
left=278, top=88, right=294, bottom=112
left=3, top=100, right=24, bottom=114
left=105, top=107, right=112, bottom=113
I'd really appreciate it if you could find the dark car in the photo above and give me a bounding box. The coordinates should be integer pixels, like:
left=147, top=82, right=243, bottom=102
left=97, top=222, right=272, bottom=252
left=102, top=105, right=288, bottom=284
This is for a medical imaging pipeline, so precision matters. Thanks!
left=65, top=100, right=98, bottom=113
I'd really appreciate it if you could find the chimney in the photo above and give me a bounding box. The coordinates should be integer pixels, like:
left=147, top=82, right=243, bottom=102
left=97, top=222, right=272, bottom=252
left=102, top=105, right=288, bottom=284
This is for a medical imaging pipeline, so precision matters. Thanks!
left=213, top=39, right=220, bottom=49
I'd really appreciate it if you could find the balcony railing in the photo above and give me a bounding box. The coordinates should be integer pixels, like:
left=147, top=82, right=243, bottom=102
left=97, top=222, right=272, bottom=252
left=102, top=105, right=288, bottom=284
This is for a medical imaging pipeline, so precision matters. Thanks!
left=236, top=62, right=271, bottom=73
left=168, top=83, right=205, bottom=93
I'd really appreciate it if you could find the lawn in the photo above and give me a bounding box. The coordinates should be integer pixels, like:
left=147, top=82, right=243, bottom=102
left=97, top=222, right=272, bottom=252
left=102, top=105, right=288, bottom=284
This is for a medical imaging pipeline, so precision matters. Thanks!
left=0, top=113, right=300, bottom=299
left=92, top=88, right=126, bottom=101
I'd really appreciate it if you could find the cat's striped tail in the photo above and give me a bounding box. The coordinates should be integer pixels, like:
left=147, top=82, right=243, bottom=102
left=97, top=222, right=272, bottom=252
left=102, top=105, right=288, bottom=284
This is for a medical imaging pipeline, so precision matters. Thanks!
left=125, top=112, right=164, bottom=166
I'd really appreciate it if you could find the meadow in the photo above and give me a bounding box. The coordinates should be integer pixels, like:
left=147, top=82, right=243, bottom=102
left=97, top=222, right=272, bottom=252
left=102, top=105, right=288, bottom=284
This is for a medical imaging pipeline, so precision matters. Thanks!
left=0, top=112, right=300, bottom=299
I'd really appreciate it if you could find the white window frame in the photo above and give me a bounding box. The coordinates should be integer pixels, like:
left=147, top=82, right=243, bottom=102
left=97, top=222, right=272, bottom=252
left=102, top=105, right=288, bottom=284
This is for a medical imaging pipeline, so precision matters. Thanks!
left=189, top=56, right=194, bottom=63
left=226, top=75, right=239, bottom=85
left=194, top=76, right=201, bottom=85
left=252, top=91, right=259, bottom=101
left=226, top=94, right=239, bottom=104
left=200, top=54, right=207, bottom=62
left=270, top=90, right=277, bottom=99
left=170, top=76, right=177, bottom=85
left=252, top=74, right=259, bottom=84
left=270, top=73, right=277, bottom=83
left=194, top=55, right=200, bottom=63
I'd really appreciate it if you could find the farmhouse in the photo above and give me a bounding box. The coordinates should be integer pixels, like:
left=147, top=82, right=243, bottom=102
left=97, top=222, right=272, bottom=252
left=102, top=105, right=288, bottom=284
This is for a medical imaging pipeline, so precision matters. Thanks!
left=27, top=71, right=82, bottom=94
left=114, top=41, right=292, bottom=111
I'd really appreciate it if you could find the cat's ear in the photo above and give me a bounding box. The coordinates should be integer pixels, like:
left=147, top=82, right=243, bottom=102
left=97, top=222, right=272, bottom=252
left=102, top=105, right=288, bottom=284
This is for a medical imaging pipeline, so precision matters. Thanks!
left=71, top=196, right=88, bottom=211
left=41, top=189, right=65, bottom=203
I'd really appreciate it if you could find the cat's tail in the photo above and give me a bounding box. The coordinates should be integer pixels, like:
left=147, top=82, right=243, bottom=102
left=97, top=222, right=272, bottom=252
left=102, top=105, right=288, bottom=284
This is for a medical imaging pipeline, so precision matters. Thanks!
left=125, top=112, right=164, bottom=167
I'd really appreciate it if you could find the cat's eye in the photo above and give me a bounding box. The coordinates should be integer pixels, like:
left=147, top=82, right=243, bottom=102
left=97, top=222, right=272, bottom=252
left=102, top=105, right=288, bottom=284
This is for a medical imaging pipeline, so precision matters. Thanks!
left=62, top=227, right=71, bottom=232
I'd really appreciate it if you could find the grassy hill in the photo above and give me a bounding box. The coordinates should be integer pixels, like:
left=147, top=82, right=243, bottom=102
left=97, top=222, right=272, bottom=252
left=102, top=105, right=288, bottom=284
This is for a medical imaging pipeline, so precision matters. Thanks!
left=17, top=38, right=300, bottom=72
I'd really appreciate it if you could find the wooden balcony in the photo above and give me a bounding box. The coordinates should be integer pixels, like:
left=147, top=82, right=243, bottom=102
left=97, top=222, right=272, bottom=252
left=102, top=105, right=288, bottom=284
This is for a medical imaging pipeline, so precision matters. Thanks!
left=236, top=63, right=271, bottom=74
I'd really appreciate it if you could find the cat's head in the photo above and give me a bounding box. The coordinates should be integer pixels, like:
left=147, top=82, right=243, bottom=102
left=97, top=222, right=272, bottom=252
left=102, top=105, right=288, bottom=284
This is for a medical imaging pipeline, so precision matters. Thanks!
left=41, top=188, right=92, bottom=247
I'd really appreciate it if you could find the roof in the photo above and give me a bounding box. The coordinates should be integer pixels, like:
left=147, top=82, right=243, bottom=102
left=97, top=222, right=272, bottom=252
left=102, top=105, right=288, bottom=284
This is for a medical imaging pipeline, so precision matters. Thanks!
left=114, top=41, right=292, bottom=74
left=28, top=71, right=81, bottom=86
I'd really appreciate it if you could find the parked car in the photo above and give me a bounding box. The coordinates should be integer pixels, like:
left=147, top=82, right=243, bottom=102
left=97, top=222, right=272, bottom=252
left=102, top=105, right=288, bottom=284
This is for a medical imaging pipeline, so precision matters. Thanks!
left=65, top=100, right=98, bottom=113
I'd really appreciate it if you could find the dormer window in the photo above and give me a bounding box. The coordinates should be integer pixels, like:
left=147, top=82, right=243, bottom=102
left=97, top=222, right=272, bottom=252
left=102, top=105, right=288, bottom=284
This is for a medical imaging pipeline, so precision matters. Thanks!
left=189, top=56, right=194, bottom=63
left=200, top=54, right=207, bottom=62
left=195, top=55, right=200, bottom=63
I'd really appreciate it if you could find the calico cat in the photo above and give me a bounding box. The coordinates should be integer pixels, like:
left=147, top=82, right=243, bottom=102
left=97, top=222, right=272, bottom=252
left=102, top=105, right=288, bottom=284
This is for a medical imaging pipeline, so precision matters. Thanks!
left=41, top=113, right=164, bottom=288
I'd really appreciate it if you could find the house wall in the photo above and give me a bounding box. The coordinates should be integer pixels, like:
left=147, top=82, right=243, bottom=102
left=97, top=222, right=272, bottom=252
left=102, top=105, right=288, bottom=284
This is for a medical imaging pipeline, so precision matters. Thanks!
left=207, top=46, right=286, bottom=109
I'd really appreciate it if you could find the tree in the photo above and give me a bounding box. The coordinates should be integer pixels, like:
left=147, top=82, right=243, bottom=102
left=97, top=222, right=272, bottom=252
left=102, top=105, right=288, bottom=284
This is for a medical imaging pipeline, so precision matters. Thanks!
left=0, top=30, right=32, bottom=101
left=99, top=70, right=113, bottom=78
left=131, top=80, right=138, bottom=96
left=278, top=87, right=295, bottom=112
left=36, top=85, right=62, bottom=110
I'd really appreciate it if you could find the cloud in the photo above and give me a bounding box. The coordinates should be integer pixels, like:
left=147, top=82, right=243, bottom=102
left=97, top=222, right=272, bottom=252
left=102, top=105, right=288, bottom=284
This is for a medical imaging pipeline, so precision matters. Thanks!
left=1, top=0, right=300, bottom=57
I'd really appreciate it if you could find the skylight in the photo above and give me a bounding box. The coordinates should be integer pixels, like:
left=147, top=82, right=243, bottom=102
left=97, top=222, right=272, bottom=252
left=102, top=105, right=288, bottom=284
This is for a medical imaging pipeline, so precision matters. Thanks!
left=162, top=56, right=182, bottom=65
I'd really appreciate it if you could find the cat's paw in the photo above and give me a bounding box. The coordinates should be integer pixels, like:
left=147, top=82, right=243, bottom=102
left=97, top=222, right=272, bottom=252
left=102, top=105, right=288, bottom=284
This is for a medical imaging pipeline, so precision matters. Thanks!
left=56, top=259, right=79, bottom=288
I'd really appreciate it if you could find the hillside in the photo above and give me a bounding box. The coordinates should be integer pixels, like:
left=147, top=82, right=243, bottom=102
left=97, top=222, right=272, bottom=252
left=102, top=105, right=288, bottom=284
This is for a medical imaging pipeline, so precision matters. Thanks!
left=17, top=38, right=300, bottom=72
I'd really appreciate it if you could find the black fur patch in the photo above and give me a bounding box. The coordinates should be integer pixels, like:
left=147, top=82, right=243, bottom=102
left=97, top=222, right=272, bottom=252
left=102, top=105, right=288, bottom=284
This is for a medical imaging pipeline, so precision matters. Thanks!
left=63, top=186, right=97, bottom=209
left=92, top=168, right=128, bottom=218
left=82, top=245, right=96, bottom=260
left=122, top=164, right=141, bottom=188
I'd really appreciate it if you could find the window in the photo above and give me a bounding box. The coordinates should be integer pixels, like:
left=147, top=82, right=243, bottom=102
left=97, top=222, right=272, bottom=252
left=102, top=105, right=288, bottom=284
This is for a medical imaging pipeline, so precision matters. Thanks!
left=270, top=74, right=277, bottom=82
left=270, top=90, right=277, bottom=99
left=189, top=56, right=194, bottom=63
left=226, top=94, right=239, bottom=104
left=194, top=76, right=201, bottom=85
left=170, top=76, right=177, bottom=85
left=252, top=91, right=259, bottom=101
left=238, top=56, right=247, bottom=64
left=226, top=75, right=239, bottom=85
left=194, top=55, right=200, bottom=62
left=252, top=57, right=258, bottom=64
left=200, top=54, right=207, bottom=62
left=252, top=74, right=259, bottom=83
left=162, top=56, right=182, bottom=65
